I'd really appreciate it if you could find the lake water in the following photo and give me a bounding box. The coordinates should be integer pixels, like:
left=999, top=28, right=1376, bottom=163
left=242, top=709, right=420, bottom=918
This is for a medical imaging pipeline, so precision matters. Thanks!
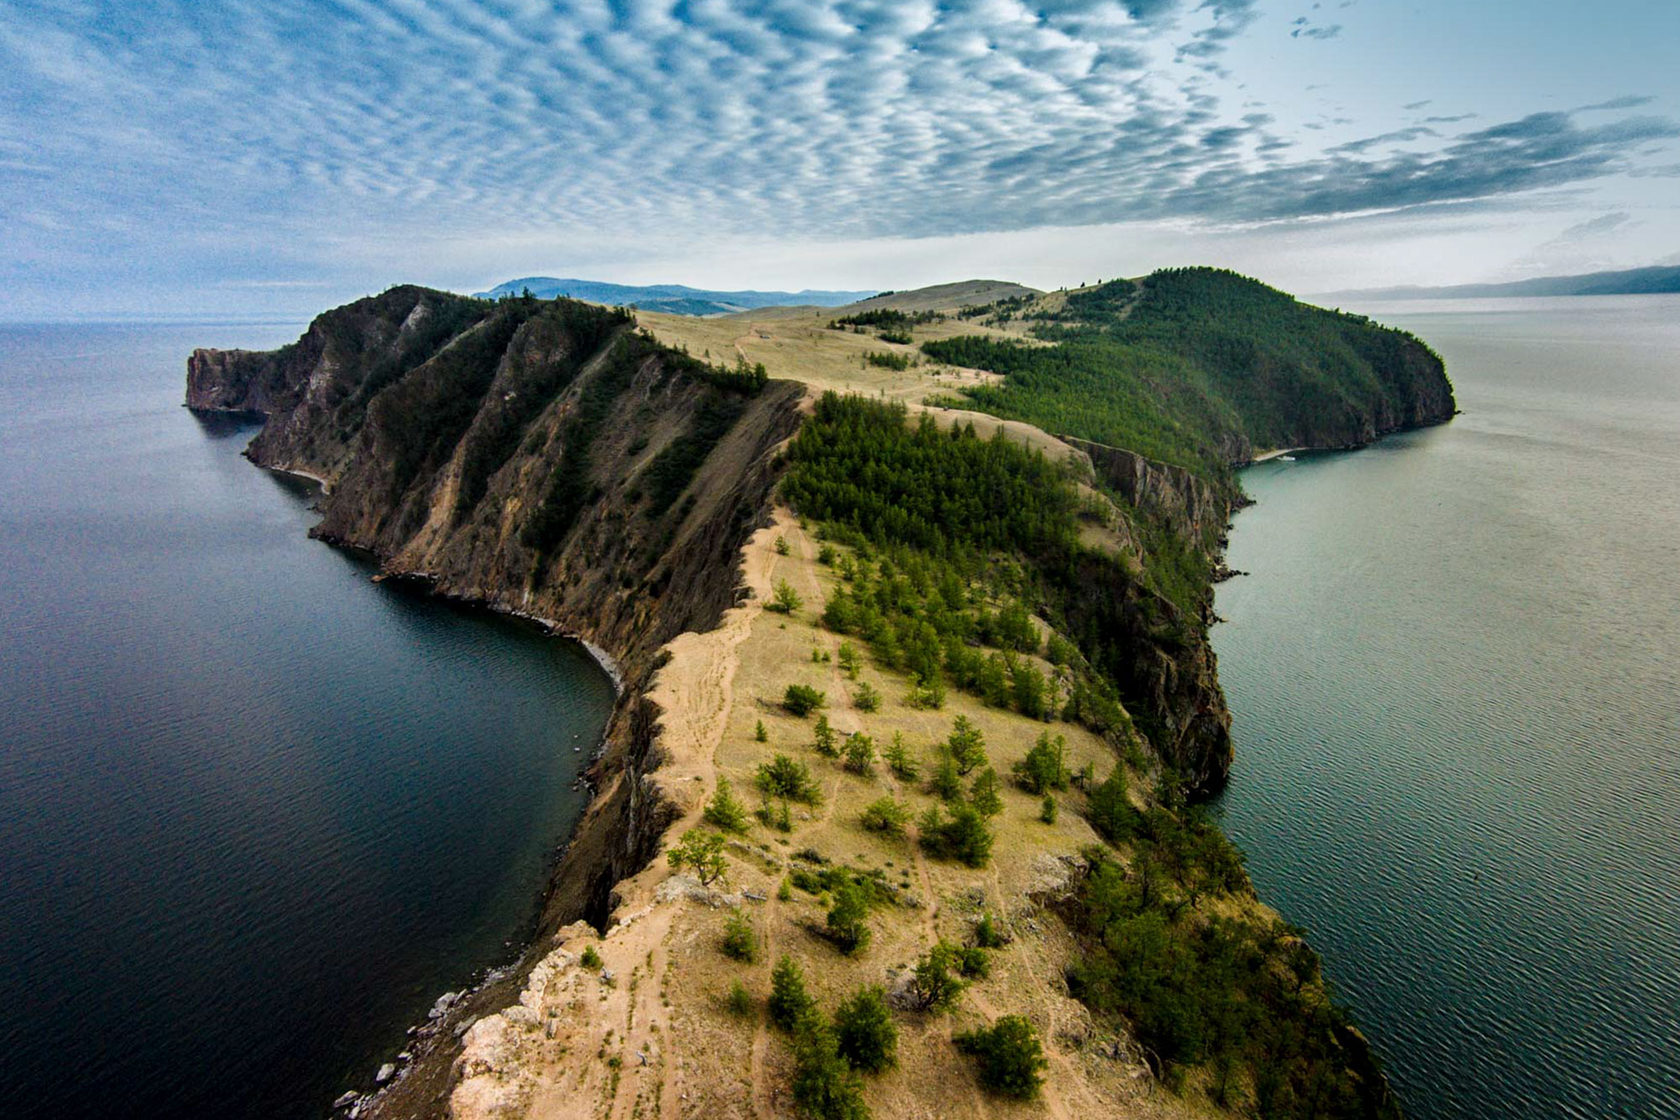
left=0, top=323, right=617, bottom=1118
left=1213, top=296, right=1680, bottom=1119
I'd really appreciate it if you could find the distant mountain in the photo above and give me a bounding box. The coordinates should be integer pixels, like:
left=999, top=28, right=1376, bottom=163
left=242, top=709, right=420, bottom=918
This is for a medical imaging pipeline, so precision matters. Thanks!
left=471, top=277, right=876, bottom=315
left=1322, top=264, right=1680, bottom=302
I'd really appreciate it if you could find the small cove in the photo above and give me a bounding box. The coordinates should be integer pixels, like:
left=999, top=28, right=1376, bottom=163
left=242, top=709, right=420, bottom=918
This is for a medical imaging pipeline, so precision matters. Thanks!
left=0, top=323, right=617, bottom=1118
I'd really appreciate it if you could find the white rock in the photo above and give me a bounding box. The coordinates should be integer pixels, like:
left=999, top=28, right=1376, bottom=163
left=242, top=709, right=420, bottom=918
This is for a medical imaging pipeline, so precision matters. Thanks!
left=376, top=1063, right=396, bottom=1083
left=333, top=1091, right=359, bottom=1109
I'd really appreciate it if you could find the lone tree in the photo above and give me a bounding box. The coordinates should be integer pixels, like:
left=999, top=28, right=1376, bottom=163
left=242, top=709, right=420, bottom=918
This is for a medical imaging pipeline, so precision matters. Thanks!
left=907, top=941, right=968, bottom=1012
left=667, top=829, right=728, bottom=885
left=826, top=879, right=872, bottom=955
left=769, top=955, right=815, bottom=1032
left=833, top=985, right=898, bottom=1073
left=955, top=1015, right=1047, bottom=1099
left=947, top=715, right=987, bottom=774
left=769, top=578, right=803, bottom=614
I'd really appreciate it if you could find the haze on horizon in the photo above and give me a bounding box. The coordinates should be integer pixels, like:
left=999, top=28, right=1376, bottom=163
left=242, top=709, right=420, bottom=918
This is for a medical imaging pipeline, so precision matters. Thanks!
left=2, top=0, right=1677, bottom=320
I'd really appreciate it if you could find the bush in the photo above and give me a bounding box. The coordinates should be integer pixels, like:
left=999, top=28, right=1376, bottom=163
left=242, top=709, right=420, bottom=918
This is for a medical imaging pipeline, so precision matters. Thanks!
left=726, top=979, right=754, bottom=1019
left=791, top=1008, right=872, bottom=1120
left=907, top=941, right=968, bottom=1012
left=843, top=732, right=875, bottom=775
left=852, top=682, right=881, bottom=712
left=955, top=1015, right=1046, bottom=1099
left=833, top=986, right=898, bottom=1073
left=837, top=642, right=861, bottom=678
left=784, top=684, right=827, bottom=717
left=757, top=797, right=794, bottom=831
left=927, top=753, right=962, bottom=800
left=918, top=802, right=993, bottom=867
left=757, top=754, right=823, bottom=804
left=769, top=579, right=803, bottom=614
left=775, top=535, right=790, bottom=556
left=1011, top=662, right=1049, bottom=719
left=1040, top=793, right=1058, bottom=824
left=974, top=913, right=1006, bottom=949
left=703, top=777, right=751, bottom=833
left=769, top=955, right=815, bottom=1031
left=1014, top=732, right=1070, bottom=795
left=859, top=797, right=910, bottom=836
left=883, top=733, right=919, bottom=780
left=957, top=945, right=990, bottom=978
left=668, top=829, right=728, bottom=885
left=813, top=714, right=839, bottom=757
left=721, top=909, right=757, bottom=962
left=579, top=945, right=602, bottom=971
left=826, top=880, right=872, bottom=955
left=754, top=719, right=769, bottom=742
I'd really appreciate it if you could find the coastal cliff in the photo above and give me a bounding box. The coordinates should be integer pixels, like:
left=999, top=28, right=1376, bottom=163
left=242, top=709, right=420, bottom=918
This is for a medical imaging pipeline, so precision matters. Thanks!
left=188, top=273, right=1447, bottom=1120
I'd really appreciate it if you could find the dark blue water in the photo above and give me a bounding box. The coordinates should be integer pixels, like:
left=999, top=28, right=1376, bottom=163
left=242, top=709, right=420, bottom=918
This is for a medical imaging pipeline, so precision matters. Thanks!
left=1214, top=296, right=1680, bottom=1119
left=0, top=324, right=617, bottom=1118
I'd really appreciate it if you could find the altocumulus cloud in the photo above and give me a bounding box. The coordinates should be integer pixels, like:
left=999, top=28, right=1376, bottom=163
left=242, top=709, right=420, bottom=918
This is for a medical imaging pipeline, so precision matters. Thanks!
left=0, top=0, right=1675, bottom=263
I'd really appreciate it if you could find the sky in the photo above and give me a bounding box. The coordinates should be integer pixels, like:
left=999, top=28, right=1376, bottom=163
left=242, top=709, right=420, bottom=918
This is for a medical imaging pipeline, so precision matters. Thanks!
left=2, top=0, right=1678, bottom=318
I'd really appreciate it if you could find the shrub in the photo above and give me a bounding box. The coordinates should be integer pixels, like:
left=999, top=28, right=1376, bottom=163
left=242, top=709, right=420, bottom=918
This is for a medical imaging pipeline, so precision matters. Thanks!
left=973, top=913, right=1006, bottom=949
left=813, top=714, right=839, bottom=757
left=833, top=986, right=898, bottom=1073
left=918, top=803, right=993, bottom=867
left=777, top=876, right=794, bottom=901
left=817, top=544, right=837, bottom=565
left=769, top=955, right=815, bottom=1031
left=775, top=535, right=790, bottom=556
left=784, top=684, right=827, bottom=717
left=883, top=732, right=919, bottom=780
left=955, top=1015, right=1046, bottom=1099
left=852, top=682, right=881, bottom=712
left=668, top=829, right=729, bottom=885
left=1013, top=732, right=1070, bottom=795
left=837, top=642, right=861, bottom=679
left=843, top=732, right=875, bottom=775
left=703, top=777, right=751, bottom=833
left=904, top=678, right=946, bottom=709
left=927, top=753, right=962, bottom=801
left=859, top=797, right=910, bottom=837
left=754, top=719, right=769, bottom=742
left=579, top=945, right=603, bottom=971
left=1040, top=793, right=1058, bottom=824
left=957, top=945, right=990, bottom=978
left=907, top=941, right=968, bottom=1012
left=826, top=879, right=872, bottom=955
left=757, top=797, right=794, bottom=832
left=947, top=715, right=987, bottom=774
left=721, top=909, right=757, bottom=962
left=757, top=754, right=822, bottom=804
left=769, top=579, right=803, bottom=614
left=726, top=979, right=754, bottom=1019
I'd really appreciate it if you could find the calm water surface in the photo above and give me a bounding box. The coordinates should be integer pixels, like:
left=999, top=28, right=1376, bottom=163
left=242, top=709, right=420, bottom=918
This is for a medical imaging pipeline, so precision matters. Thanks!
left=0, top=324, right=617, bottom=1118
left=1214, top=296, right=1680, bottom=1119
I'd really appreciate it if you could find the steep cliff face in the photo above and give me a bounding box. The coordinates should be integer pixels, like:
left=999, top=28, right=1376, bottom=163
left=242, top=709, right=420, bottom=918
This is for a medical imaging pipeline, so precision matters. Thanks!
left=1065, top=436, right=1229, bottom=546
left=189, top=288, right=804, bottom=928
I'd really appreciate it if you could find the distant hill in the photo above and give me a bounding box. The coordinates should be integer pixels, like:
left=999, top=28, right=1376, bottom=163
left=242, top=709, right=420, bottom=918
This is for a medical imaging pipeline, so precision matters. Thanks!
left=472, top=277, right=876, bottom=315
left=1322, top=264, right=1680, bottom=302
left=840, top=279, right=1042, bottom=314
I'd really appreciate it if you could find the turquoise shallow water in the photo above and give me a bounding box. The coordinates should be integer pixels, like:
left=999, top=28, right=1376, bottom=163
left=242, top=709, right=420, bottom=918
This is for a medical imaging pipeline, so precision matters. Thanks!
left=0, top=324, right=617, bottom=1118
left=1213, top=296, right=1680, bottom=1119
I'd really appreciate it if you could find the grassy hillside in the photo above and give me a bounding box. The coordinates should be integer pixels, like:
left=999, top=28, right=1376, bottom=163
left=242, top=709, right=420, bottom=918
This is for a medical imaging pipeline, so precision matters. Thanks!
left=923, top=268, right=1455, bottom=478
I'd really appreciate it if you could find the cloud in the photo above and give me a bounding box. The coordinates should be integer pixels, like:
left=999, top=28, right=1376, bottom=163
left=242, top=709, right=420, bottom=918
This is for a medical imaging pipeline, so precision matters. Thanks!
left=1553, top=212, right=1632, bottom=240
left=0, top=0, right=1676, bottom=313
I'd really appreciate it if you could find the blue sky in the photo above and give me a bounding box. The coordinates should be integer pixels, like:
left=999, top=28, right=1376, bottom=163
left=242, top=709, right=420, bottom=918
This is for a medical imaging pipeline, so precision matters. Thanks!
left=2, top=0, right=1677, bottom=317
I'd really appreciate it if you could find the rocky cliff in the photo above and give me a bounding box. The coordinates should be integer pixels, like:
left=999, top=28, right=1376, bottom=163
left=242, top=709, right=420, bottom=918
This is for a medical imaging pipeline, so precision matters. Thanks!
left=189, top=286, right=805, bottom=921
